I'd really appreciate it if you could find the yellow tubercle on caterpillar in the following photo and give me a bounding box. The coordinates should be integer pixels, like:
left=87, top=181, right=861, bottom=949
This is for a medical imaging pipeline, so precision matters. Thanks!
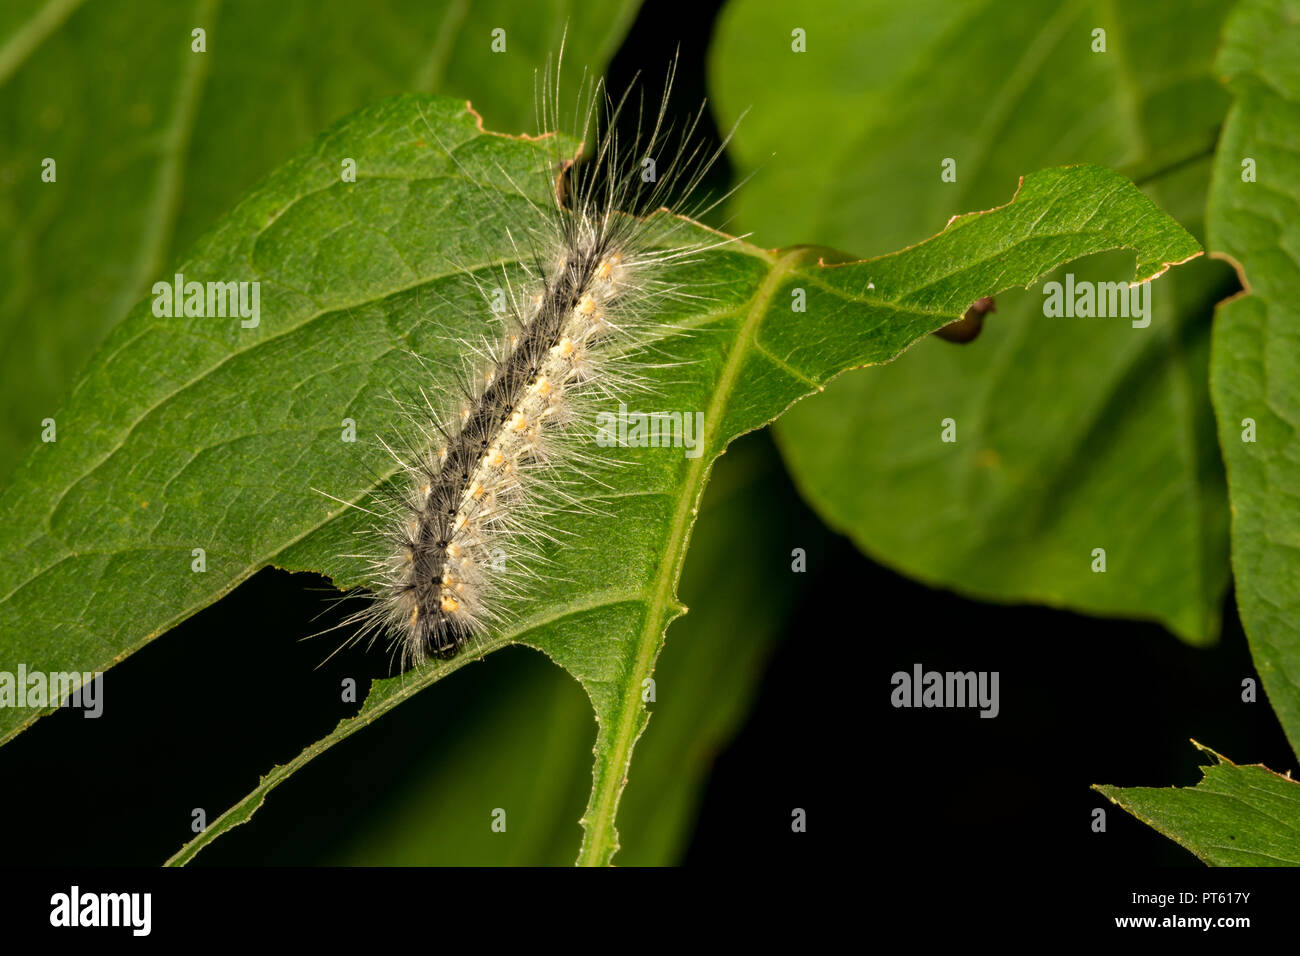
left=568, top=344, right=590, bottom=378
left=594, top=252, right=624, bottom=292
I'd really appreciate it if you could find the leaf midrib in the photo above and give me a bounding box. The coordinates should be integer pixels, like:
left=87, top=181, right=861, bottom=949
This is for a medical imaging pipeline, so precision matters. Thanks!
left=574, top=243, right=792, bottom=866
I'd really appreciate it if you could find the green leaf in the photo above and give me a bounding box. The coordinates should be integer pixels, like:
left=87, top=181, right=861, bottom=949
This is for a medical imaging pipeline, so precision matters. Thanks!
left=711, top=0, right=1235, bottom=642
left=1094, top=743, right=1300, bottom=866
left=613, top=433, right=814, bottom=864
left=1093, top=0, right=1300, bottom=866
left=213, top=434, right=807, bottom=865
left=0, top=0, right=638, bottom=476
left=241, top=648, right=598, bottom=866
left=1207, top=0, right=1300, bottom=761
left=0, top=92, right=1199, bottom=864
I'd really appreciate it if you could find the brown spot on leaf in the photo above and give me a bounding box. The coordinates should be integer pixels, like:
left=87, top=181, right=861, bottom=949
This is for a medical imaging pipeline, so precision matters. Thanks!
left=934, top=296, right=996, bottom=343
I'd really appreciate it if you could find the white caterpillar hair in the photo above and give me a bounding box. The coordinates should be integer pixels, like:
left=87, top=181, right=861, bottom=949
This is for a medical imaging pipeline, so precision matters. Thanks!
left=323, top=55, right=738, bottom=670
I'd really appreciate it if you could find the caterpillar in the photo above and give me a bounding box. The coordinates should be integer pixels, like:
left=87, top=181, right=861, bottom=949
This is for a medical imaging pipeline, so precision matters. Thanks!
left=326, top=59, right=736, bottom=670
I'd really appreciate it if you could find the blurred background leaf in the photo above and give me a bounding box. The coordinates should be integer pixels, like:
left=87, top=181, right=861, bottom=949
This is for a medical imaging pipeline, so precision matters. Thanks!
left=0, top=0, right=639, bottom=478
left=1206, top=0, right=1300, bottom=762
left=710, top=0, right=1239, bottom=643
left=1098, top=0, right=1300, bottom=866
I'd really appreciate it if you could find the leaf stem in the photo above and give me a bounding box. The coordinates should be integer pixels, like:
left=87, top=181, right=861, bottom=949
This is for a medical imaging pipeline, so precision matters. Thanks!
left=574, top=246, right=797, bottom=866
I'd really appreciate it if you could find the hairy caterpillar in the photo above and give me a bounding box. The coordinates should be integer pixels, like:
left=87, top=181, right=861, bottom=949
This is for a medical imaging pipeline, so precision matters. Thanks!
left=324, top=59, right=736, bottom=670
